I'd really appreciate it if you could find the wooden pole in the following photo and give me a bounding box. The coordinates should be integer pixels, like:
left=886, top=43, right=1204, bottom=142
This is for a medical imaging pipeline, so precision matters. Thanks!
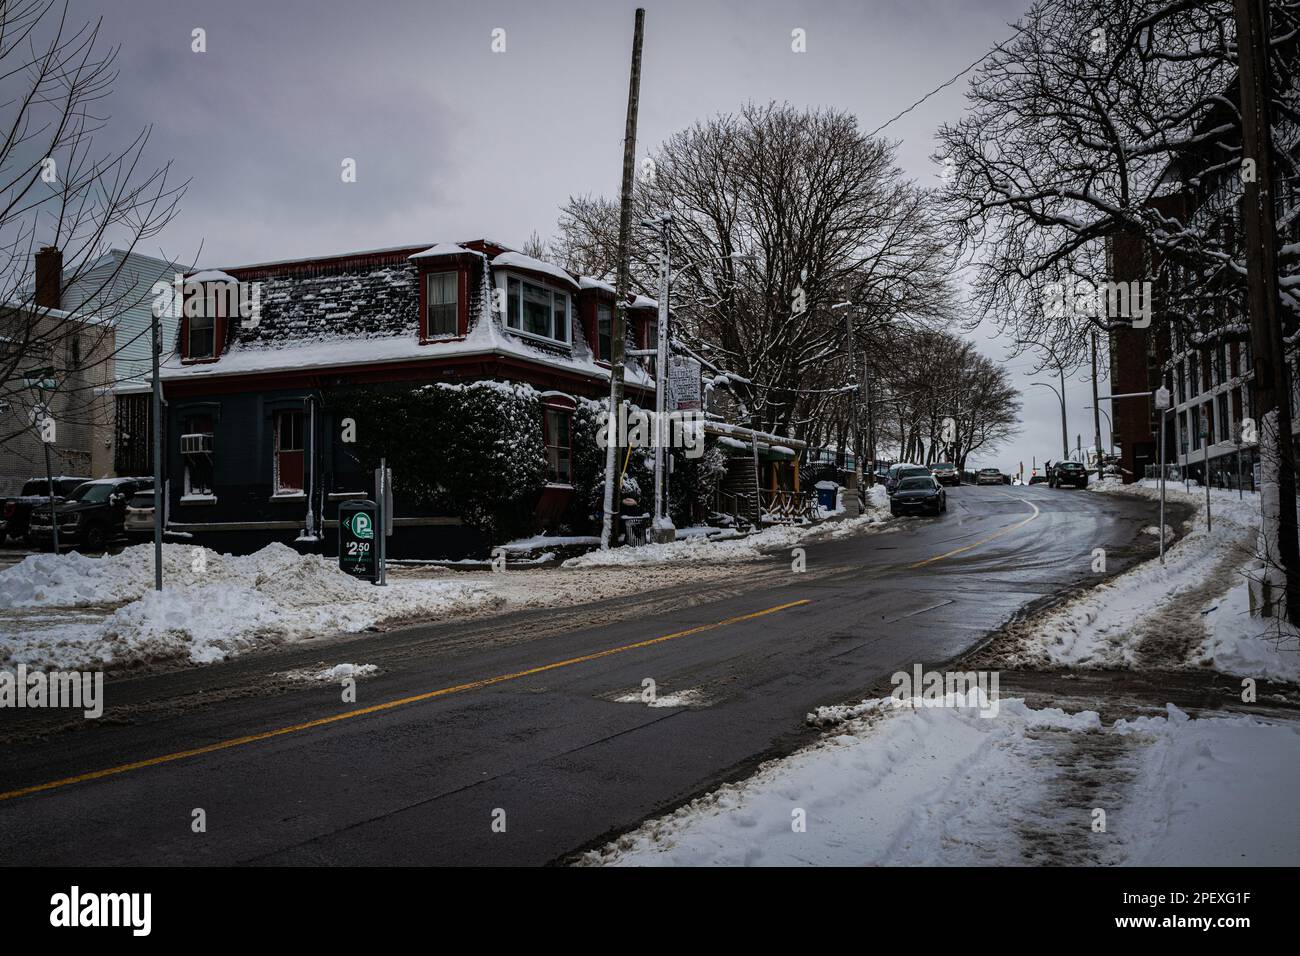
left=600, top=7, right=645, bottom=550
left=1235, top=0, right=1300, bottom=618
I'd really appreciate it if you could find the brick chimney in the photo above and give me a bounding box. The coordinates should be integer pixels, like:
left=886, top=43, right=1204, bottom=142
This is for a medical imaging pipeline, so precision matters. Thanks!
left=35, top=245, right=62, bottom=310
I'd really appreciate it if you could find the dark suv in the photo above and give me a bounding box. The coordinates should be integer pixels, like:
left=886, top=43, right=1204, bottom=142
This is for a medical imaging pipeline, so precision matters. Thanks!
left=1, top=476, right=90, bottom=545
left=1049, top=460, right=1088, bottom=489
left=29, top=477, right=153, bottom=551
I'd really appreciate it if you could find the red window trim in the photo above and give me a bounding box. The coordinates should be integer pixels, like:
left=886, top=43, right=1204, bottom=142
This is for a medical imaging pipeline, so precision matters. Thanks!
left=418, top=264, right=470, bottom=343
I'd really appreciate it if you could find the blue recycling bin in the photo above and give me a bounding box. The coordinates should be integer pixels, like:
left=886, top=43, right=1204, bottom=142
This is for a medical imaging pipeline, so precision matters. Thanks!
left=816, top=484, right=838, bottom=511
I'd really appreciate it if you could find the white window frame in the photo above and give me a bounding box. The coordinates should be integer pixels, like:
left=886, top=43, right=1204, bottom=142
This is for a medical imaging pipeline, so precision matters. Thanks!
left=500, top=274, right=571, bottom=345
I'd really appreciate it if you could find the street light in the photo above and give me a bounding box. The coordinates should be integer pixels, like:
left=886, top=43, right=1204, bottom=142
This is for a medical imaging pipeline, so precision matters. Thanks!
left=638, top=218, right=754, bottom=539
left=1017, top=339, right=1070, bottom=459
left=1083, top=404, right=1112, bottom=464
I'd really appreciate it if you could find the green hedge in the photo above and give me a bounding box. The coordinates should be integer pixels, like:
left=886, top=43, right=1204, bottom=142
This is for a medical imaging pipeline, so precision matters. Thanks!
left=324, top=381, right=545, bottom=540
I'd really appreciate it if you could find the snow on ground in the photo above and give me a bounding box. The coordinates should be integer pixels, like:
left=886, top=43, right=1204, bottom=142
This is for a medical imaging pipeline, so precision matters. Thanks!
left=0, top=484, right=893, bottom=672
left=994, top=480, right=1300, bottom=681
left=563, top=485, right=891, bottom=568
left=0, top=543, right=499, bottom=671
left=279, top=662, right=379, bottom=682
left=583, top=693, right=1300, bottom=867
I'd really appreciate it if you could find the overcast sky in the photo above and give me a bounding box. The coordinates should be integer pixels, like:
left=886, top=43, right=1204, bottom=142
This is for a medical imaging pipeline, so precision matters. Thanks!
left=71, top=0, right=1105, bottom=473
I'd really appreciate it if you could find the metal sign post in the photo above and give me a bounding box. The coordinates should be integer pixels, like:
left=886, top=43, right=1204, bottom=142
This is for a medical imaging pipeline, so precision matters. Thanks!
left=374, top=459, right=392, bottom=586
left=1154, top=387, right=1171, bottom=564
left=1200, top=407, right=1211, bottom=533
left=1232, top=419, right=1244, bottom=501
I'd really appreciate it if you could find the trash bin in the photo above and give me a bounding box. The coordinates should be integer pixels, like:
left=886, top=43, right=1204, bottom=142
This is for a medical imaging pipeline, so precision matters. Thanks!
left=622, top=515, right=649, bottom=547
left=339, top=499, right=378, bottom=582
left=815, top=482, right=839, bottom=512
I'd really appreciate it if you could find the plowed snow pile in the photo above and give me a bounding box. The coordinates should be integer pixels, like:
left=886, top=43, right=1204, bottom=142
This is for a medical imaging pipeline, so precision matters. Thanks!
left=583, top=694, right=1300, bottom=866
left=0, top=543, right=498, bottom=670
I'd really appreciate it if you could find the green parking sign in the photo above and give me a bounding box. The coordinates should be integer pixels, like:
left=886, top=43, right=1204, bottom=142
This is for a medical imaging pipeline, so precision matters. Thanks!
left=339, top=499, right=378, bottom=581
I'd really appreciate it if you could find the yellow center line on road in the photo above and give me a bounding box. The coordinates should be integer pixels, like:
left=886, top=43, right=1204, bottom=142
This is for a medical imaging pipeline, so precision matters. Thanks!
left=0, top=598, right=811, bottom=804
left=908, top=494, right=1042, bottom=570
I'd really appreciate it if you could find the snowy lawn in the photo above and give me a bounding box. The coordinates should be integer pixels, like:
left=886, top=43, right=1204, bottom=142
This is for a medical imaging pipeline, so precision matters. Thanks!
left=583, top=693, right=1300, bottom=867
left=0, top=543, right=499, bottom=671
left=995, top=480, right=1300, bottom=682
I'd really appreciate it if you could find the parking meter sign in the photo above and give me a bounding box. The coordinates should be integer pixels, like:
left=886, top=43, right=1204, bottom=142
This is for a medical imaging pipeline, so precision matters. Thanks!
left=339, top=499, right=378, bottom=581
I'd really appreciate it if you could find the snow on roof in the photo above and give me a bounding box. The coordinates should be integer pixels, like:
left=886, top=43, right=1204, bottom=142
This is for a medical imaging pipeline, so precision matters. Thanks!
left=159, top=330, right=655, bottom=389
left=579, top=275, right=616, bottom=293
left=491, top=251, right=579, bottom=288
left=629, top=294, right=658, bottom=310
left=409, top=243, right=477, bottom=261
left=1, top=299, right=113, bottom=327
left=186, top=270, right=240, bottom=284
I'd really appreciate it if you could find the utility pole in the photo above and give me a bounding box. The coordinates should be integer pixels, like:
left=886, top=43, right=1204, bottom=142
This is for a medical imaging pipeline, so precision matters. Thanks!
left=600, top=7, right=645, bottom=550
left=651, top=216, right=673, bottom=543
left=1235, top=0, right=1299, bottom=618
left=834, top=301, right=863, bottom=513
left=1090, top=331, right=1103, bottom=476
left=151, top=293, right=164, bottom=591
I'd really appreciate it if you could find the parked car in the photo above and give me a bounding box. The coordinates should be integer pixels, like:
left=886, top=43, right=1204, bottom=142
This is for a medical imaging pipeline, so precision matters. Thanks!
left=886, top=463, right=932, bottom=496
left=1028, top=472, right=1049, bottom=485
left=123, top=491, right=158, bottom=542
left=29, top=477, right=153, bottom=551
left=0, top=476, right=90, bottom=545
left=889, top=475, right=947, bottom=516
left=1049, top=460, right=1089, bottom=489
left=976, top=468, right=1004, bottom=486
left=928, top=462, right=960, bottom=486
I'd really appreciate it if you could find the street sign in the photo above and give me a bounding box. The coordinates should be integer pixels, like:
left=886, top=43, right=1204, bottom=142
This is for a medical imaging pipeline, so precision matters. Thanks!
left=1153, top=386, right=1171, bottom=410
left=667, top=357, right=702, bottom=411
left=338, top=499, right=377, bottom=581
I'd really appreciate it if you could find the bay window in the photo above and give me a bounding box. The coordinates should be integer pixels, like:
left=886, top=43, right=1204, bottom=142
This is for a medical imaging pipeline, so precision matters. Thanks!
left=505, top=276, right=570, bottom=343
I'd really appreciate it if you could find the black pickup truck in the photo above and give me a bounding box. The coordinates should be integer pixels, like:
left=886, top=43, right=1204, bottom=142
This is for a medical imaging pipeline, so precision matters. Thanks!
left=29, top=477, right=153, bottom=551
left=1, top=476, right=90, bottom=545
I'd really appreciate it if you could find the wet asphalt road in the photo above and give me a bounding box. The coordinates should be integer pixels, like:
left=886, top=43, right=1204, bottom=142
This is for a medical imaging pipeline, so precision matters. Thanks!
left=0, top=484, right=1164, bottom=866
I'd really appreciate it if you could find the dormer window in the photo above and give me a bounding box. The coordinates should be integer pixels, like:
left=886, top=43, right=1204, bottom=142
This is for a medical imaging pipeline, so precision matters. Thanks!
left=596, top=301, right=613, bottom=362
left=505, top=276, right=570, bottom=344
left=426, top=271, right=458, bottom=337
left=189, top=312, right=215, bottom=359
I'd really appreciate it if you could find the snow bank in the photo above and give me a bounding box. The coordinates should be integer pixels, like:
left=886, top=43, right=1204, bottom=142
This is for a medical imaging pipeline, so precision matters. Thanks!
left=583, top=694, right=1299, bottom=867
left=998, top=481, right=1300, bottom=679
left=563, top=488, right=891, bottom=568
left=1114, top=704, right=1300, bottom=865
left=0, top=543, right=499, bottom=670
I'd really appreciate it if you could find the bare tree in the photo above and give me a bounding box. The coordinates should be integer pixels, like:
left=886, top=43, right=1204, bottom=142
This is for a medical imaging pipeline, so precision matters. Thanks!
left=939, top=0, right=1300, bottom=357
left=0, top=0, right=185, bottom=450
left=552, top=102, right=955, bottom=449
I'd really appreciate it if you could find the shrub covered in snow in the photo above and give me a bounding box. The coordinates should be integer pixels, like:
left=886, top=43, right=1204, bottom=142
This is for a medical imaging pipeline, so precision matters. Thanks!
left=566, top=397, right=654, bottom=532
left=324, top=380, right=545, bottom=539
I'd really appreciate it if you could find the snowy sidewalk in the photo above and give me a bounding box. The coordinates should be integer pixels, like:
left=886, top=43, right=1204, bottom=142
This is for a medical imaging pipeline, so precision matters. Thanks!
left=985, top=480, right=1300, bottom=683
left=582, top=694, right=1300, bottom=867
